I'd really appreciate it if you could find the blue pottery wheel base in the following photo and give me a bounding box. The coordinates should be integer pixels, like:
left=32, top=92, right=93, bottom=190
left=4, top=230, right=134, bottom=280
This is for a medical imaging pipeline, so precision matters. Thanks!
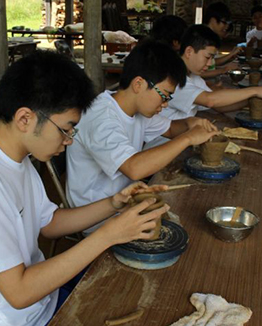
left=184, top=155, right=240, bottom=183
left=113, top=252, right=180, bottom=270
left=235, top=111, right=262, bottom=130
left=111, top=220, right=188, bottom=270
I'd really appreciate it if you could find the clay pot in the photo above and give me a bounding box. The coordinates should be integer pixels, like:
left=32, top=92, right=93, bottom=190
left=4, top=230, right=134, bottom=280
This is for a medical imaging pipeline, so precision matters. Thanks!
left=129, top=193, right=165, bottom=240
left=257, top=39, right=262, bottom=49
left=249, top=71, right=261, bottom=85
left=245, top=47, right=254, bottom=60
left=200, top=135, right=229, bottom=167
left=248, top=97, right=262, bottom=120
left=247, top=58, right=262, bottom=70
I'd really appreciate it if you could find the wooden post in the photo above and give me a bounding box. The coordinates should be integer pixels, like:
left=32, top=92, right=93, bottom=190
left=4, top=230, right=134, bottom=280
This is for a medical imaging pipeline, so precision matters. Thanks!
left=45, top=0, right=52, bottom=26
left=166, top=0, right=176, bottom=15
left=0, top=0, right=8, bottom=79
left=83, top=0, right=104, bottom=93
left=65, top=0, right=74, bottom=48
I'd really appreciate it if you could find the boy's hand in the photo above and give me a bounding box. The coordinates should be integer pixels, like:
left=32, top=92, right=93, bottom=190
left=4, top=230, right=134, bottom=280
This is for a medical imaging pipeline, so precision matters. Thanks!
left=185, top=117, right=218, bottom=132
left=185, top=125, right=220, bottom=146
left=247, top=37, right=257, bottom=47
left=223, top=62, right=239, bottom=73
left=103, top=199, right=170, bottom=245
left=111, top=182, right=169, bottom=209
left=111, top=181, right=148, bottom=210
left=229, top=46, right=242, bottom=59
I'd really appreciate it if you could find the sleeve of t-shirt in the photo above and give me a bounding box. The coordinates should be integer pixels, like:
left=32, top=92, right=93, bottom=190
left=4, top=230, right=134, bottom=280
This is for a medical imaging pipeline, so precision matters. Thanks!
left=35, top=171, right=58, bottom=228
left=85, top=117, right=138, bottom=179
left=168, top=77, right=211, bottom=114
left=0, top=183, right=24, bottom=272
left=143, top=114, right=171, bottom=143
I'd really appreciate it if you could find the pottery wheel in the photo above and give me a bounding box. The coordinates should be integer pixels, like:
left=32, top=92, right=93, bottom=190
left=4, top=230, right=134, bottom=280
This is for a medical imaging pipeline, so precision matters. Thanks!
left=235, top=111, right=262, bottom=130
left=111, top=219, right=188, bottom=270
left=184, top=155, right=240, bottom=183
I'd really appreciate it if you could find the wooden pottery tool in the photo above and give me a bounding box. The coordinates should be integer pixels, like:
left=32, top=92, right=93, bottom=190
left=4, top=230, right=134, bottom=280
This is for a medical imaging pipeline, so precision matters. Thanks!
left=230, top=206, right=243, bottom=226
left=105, top=308, right=144, bottom=326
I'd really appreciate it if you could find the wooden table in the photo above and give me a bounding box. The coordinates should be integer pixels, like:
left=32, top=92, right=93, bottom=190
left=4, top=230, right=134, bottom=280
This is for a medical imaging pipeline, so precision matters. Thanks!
left=49, top=111, right=262, bottom=326
left=8, top=40, right=40, bottom=63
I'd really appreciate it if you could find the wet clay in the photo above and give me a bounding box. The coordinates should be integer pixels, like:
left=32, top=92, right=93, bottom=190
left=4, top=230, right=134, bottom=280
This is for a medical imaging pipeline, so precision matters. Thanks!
left=249, top=72, right=261, bottom=85
left=245, top=47, right=254, bottom=60
left=200, top=135, right=229, bottom=167
left=129, top=193, right=165, bottom=240
left=248, top=97, right=262, bottom=120
left=247, top=58, right=262, bottom=70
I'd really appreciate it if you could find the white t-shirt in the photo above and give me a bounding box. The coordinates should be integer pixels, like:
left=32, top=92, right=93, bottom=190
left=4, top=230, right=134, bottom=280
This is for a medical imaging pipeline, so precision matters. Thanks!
left=0, top=149, right=58, bottom=326
left=66, top=90, right=171, bottom=207
left=164, top=74, right=211, bottom=120
left=246, top=28, right=262, bottom=48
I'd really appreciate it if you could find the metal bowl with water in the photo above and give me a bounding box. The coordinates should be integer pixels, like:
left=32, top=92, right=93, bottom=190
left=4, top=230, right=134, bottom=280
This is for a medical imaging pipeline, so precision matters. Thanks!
left=228, top=69, right=247, bottom=83
left=206, top=206, right=259, bottom=242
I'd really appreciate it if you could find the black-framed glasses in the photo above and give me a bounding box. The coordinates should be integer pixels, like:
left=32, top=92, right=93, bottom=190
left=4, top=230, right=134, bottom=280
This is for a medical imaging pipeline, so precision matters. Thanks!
left=220, top=19, right=232, bottom=25
left=149, top=81, right=173, bottom=103
left=38, top=111, right=78, bottom=140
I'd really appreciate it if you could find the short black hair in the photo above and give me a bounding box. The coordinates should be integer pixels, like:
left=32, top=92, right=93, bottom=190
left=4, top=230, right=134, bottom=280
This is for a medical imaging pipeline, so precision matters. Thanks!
left=151, top=15, right=188, bottom=47
left=0, top=50, right=96, bottom=123
left=251, top=5, right=262, bottom=17
left=204, top=1, right=231, bottom=24
left=180, top=24, right=221, bottom=55
left=119, top=38, right=187, bottom=89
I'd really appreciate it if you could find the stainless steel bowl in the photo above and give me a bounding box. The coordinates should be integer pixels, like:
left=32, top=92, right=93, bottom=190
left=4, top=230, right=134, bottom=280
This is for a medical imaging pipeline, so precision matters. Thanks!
left=228, top=69, right=247, bottom=83
left=206, top=206, right=259, bottom=242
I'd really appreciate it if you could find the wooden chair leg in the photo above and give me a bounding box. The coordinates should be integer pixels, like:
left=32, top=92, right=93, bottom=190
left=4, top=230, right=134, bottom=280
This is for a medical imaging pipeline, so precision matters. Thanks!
left=49, top=239, right=58, bottom=258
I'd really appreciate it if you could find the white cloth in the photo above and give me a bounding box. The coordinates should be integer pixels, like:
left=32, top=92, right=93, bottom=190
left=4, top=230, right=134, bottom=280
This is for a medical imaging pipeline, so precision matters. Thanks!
left=0, top=149, right=58, bottom=326
left=169, top=293, right=252, bottom=326
left=103, top=30, right=137, bottom=44
left=166, top=74, right=211, bottom=120
left=66, top=90, right=171, bottom=208
left=246, top=28, right=262, bottom=48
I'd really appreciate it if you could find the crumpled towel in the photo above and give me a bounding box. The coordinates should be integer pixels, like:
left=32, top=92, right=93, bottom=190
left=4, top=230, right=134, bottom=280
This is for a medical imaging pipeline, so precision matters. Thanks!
left=103, top=30, right=137, bottom=44
left=169, top=293, right=252, bottom=326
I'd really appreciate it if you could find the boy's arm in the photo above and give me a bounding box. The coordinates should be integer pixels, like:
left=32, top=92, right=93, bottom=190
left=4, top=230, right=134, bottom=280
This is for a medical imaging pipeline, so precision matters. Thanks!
left=201, top=62, right=239, bottom=79
left=119, top=124, right=218, bottom=180
left=214, top=47, right=242, bottom=66
left=0, top=198, right=168, bottom=309
left=195, top=87, right=262, bottom=108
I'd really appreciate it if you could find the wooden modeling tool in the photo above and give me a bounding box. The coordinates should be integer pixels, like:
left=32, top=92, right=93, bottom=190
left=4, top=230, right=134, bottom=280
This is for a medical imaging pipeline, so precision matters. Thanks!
left=230, top=206, right=243, bottom=226
left=105, top=308, right=144, bottom=325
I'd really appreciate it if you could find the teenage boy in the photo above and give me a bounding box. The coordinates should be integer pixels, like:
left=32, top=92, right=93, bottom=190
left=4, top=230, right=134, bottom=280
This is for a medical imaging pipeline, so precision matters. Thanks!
left=0, top=50, right=169, bottom=326
left=66, top=39, right=219, bottom=234
left=166, top=24, right=262, bottom=120
left=203, top=1, right=241, bottom=79
left=150, top=14, right=188, bottom=51
left=246, top=5, right=262, bottom=48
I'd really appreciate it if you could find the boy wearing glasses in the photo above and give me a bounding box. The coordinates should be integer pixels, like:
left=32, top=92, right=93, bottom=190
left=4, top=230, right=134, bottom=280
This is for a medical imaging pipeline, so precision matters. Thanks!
left=202, top=1, right=241, bottom=80
left=0, top=50, right=170, bottom=326
left=166, top=24, right=262, bottom=120
left=66, top=39, right=219, bottom=236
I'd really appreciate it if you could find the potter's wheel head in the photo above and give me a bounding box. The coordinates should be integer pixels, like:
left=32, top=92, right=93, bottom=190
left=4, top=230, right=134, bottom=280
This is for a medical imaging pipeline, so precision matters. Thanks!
left=184, top=155, right=240, bottom=183
left=235, top=111, right=262, bottom=129
left=111, top=220, right=188, bottom=270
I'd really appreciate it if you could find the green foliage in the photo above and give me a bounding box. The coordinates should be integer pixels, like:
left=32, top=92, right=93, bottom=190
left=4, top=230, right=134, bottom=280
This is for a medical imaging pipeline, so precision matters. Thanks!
left=6, top=0, right=42, bottom=30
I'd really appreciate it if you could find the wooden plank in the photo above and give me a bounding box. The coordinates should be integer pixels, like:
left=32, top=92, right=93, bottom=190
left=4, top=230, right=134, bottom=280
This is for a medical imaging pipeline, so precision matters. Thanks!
left=84, top=0, right=104, bottom=93
left=0, top=0, right=8, bottom=78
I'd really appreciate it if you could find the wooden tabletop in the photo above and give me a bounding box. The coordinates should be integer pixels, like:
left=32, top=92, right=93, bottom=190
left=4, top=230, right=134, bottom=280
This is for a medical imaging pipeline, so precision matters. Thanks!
left=49, top=111, right=262, bottom=326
